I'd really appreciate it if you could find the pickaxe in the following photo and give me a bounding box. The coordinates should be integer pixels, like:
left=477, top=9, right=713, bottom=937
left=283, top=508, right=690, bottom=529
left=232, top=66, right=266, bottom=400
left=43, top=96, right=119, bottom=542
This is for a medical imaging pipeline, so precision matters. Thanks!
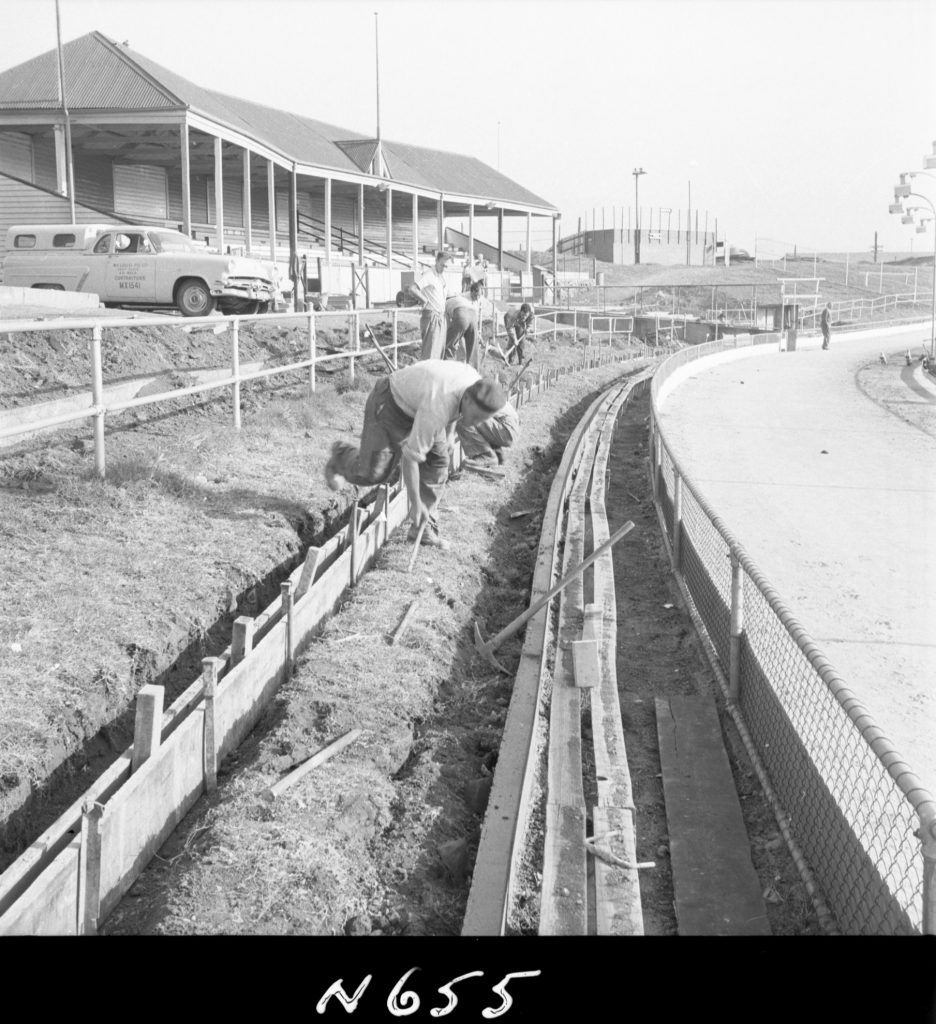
left=473, top=519, right=635, bottom=674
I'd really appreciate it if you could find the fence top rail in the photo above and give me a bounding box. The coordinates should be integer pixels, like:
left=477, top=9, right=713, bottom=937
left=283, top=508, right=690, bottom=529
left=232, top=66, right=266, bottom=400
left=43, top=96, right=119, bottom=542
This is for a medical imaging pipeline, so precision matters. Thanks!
left=650, top=339, right=936, bottom=837
left=0, top=306, right=422, bottom=335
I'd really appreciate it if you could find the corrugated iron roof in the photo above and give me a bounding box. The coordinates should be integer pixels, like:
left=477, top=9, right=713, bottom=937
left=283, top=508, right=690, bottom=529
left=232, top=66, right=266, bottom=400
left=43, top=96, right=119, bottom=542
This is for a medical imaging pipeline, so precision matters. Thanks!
left=0, top=32, right=178, bottom=110
left=0, top=31, right=555, bottom=210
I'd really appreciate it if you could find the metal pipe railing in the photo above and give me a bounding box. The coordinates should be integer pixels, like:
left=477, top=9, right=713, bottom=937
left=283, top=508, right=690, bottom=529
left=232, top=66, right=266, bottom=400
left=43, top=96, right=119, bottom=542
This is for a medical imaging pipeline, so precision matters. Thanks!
left=649, top=338, right=936, bottom=934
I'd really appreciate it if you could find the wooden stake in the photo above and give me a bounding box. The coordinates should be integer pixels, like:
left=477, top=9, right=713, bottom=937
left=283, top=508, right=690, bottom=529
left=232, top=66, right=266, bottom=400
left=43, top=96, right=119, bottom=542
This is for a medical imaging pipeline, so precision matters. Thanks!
left=131, top=684, right=164, bottom=773
left=231, top=615, right=255, bottom=665
left=78, top=800, right=104, bottom=935
left=259, top=729, right=362, bottom=802
left=391, top=600, right=418, bottom=645
left=202, top=657, right=219, bottom=793
left=281, top=581, right=294, bottom=671
left=349, top=499, right=361, bottom=586
left=296, top=546, right=323, bottom=599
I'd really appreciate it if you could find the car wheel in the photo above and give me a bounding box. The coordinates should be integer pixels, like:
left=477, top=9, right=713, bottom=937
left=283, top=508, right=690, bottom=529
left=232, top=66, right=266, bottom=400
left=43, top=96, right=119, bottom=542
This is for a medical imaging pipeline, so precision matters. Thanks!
left=176, top=279, right=214, bottom=317
left=256, top=301, right=272, bottom=314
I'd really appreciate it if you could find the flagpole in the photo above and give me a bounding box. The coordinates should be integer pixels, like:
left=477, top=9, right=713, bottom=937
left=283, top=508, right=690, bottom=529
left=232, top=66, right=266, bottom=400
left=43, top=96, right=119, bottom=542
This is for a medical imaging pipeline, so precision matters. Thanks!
left=54, top=0, right=76, bottom=222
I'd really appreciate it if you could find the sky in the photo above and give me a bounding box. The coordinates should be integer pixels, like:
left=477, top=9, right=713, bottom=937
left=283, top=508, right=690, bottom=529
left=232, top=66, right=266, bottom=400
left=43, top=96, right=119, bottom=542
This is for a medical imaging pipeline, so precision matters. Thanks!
left=1, top=0, right=934, bottom=256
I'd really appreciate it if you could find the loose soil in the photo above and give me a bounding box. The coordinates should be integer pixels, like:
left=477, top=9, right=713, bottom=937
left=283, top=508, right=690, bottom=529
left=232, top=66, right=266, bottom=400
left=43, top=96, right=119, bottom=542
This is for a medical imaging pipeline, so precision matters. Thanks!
left=0, top=279, right=838, bottom=936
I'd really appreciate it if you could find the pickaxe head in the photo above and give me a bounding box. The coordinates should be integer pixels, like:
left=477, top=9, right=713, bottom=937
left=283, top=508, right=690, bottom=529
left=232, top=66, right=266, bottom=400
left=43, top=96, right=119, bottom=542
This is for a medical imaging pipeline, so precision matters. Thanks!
left=473, top=621, right=511, bottom=675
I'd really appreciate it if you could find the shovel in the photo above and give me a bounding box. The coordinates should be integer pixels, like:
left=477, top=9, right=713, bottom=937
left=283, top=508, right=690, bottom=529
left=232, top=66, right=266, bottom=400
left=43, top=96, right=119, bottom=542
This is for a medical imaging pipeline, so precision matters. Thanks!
left=363, top=324, right=396, bottom=373
left=473, top=520, right=635, bottom=674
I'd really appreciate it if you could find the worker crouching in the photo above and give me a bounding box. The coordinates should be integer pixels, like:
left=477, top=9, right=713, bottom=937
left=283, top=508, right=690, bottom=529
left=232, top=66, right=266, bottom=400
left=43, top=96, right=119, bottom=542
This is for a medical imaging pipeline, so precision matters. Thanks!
left=457, top=398, right=520, bottom=471
left=324, top=360, right=508, bottom=550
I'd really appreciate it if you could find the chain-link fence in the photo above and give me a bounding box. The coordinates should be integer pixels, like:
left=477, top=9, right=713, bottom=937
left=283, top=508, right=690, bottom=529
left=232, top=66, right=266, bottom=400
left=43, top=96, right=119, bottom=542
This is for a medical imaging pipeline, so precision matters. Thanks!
left=650, top=338, right=936, bottom=935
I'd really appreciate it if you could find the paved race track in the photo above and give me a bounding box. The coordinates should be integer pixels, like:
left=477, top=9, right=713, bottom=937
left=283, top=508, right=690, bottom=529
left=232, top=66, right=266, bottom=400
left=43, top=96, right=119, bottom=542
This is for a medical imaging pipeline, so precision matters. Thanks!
left=657, top=324, right=936, bottom=797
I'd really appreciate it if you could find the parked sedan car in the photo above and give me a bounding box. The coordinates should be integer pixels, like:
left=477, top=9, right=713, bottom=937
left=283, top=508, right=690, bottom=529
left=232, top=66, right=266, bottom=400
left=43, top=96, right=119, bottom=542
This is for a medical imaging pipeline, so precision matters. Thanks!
left=0, top=223, right=281, bottom=316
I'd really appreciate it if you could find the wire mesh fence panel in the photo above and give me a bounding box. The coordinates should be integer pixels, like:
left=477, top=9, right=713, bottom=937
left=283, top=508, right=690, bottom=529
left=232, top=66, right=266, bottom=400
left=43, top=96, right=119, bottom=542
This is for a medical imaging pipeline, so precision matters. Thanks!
left=738, top=574, right=922, bottom=934
left=679, top=490, right=732, bottom=665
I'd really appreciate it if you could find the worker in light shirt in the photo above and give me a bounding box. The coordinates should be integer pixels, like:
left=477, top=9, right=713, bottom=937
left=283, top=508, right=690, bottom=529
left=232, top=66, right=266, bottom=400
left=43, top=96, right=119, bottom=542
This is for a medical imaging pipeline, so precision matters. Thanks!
left=407, top=249, right=455, bottom=360
left=444, top=281, right=484, bottom=370
left=323, top=360, right=508, bottom=550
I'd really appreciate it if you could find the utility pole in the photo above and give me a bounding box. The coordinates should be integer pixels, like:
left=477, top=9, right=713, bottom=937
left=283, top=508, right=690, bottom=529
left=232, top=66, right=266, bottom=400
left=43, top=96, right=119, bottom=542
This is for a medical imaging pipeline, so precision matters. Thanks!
left=633, top=167, right=645, bottom=265
left=686, top=180, right=691, bottom=265
left=55, top=0, right=75, bottom=222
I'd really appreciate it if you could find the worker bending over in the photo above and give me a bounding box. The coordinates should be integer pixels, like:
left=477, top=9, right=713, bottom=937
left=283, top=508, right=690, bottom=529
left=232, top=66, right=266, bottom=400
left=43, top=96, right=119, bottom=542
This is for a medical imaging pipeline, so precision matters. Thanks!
left=457, top=398, right=520, bottom=471
left=444, top=281, right=484, bottom=370
left=324, top=360, right=508, bottom=550
left=503, top=303, right=534, bottom=364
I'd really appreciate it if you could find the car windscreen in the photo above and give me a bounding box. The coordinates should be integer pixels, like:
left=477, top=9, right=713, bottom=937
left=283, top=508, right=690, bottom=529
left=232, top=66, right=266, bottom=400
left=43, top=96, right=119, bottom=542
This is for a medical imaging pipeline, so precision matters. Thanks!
left=149, top=232, right=200, bottom=254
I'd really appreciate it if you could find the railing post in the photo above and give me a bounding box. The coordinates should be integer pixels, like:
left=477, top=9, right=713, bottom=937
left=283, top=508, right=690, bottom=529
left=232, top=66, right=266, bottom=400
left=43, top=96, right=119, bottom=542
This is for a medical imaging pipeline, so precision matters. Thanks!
left=90, top=324, right=105, bottom=478
left=729, top=553, right=744, bottom=702
left=349, top=312, right=357, bottom=383
left=202, top=657, right=219, bottom=792
left=672, top=471, right=683, bottom=570
left=281, top=581, right=294, bottom=673
left=392, top=310, right=399, bottom=368
left=654, top=429, right=663, bottom=499
left=231, top=317, right=242, bottom=430
left=921, top=814, right=936, bottom=935
left=308, top=311, right=316, bottom=396
left=649, top=413, right=659, bottom=500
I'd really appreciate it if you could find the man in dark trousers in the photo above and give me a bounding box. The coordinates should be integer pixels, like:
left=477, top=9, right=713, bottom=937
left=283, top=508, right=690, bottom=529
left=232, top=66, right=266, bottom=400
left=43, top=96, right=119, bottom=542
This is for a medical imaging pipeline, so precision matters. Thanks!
left=323, top=360, right=508, bottom=550
left=821, top=302, right=832, bottom=350
left=457, top=397, right=520, bottom=470
left=503, top=303, right=534, bottom=364
left=444, top=281, right=484, bottom=370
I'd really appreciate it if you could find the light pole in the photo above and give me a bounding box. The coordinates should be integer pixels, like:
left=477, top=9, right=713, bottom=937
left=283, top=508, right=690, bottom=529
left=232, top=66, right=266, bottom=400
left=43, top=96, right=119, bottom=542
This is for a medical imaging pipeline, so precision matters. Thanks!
left=891, top=169, right=936, bottom=359
left=633, top=167, right=646, bottom=264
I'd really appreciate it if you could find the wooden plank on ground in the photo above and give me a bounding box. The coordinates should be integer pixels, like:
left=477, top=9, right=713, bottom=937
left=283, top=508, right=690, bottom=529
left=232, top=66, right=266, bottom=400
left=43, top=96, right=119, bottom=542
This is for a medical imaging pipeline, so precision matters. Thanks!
left=592, top=805, right=643, bottom=935
left=539, top=803, right=588, bottom=934
left=656, top=695, right=771, bottom=935
left=539, top=428, right=595, bottom=935
left=463, top=387, right=623, bottom=937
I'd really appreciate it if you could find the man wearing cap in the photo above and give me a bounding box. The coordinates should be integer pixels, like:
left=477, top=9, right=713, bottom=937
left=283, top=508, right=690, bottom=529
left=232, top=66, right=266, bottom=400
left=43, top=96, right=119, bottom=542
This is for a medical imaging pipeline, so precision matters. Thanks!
left=457, top=397, right=520, bottom=471
left=324, top=360, right=508, bottom=550
left=407, top=250, right=455, bottom=360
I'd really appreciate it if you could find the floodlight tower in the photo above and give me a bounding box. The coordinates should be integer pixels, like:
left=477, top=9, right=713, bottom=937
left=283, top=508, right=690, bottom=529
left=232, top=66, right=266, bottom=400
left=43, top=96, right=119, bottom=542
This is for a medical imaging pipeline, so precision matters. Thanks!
left=890, top=165, right=936, bottom=359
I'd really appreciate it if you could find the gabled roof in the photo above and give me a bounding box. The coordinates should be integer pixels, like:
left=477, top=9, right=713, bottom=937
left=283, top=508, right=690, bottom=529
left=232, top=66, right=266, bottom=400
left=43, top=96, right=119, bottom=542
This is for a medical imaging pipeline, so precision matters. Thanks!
left=0, top=31, right=555, bottom=210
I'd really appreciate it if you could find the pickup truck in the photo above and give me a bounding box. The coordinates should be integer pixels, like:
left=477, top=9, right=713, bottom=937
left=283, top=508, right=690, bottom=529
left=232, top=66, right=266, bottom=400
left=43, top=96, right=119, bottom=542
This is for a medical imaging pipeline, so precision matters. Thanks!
left=0, top=224, right=282, bottom=316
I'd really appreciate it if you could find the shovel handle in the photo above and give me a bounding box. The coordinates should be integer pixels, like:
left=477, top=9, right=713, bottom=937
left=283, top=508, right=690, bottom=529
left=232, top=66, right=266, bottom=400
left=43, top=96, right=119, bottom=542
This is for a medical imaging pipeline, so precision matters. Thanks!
left=483, top=520, right=635, bottom=653
left=407, top=521, right=428, bottom=573
left=364, top=324, right=396, bottom=373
